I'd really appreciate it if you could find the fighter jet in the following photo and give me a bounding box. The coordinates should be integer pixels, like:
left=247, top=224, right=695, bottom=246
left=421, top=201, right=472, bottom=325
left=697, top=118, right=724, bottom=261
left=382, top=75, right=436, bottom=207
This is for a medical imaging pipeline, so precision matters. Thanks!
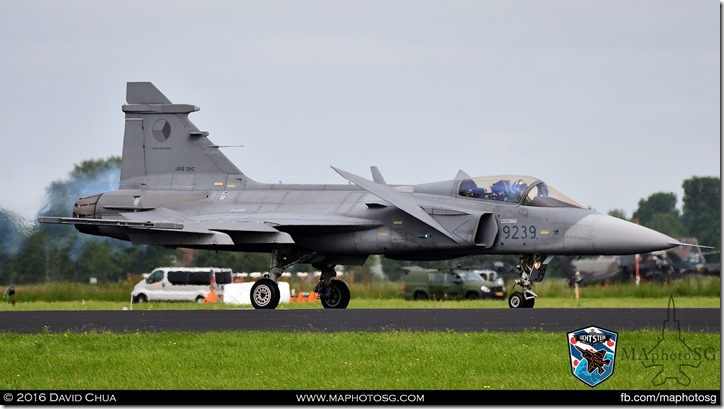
left=574, top=345, right=611, bottom=375
left=38, top=82, right=682, bottom=309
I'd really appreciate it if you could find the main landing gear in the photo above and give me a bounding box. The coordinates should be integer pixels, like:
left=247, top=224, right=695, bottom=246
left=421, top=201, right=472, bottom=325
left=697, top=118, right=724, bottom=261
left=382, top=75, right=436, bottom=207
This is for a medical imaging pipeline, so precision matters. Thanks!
left=507, top=254, right=553, bottom=309
left=251, top=248, right=311, bottom=310
left=313, top=264, right=351, bottom=309
left=250, top=278, right=281, bottom=309
left=249, top=248, right=351, bottom=310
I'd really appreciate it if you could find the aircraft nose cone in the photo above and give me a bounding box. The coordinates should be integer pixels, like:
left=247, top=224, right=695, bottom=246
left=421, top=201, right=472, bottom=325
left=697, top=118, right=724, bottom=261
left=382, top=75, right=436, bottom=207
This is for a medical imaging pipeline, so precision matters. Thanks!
left=590, top=214, right=680, bottom=254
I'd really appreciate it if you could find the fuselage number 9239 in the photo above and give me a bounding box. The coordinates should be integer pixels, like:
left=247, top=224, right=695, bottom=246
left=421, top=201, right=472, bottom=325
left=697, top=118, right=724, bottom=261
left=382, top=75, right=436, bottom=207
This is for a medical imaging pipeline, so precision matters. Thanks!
left=502, top=225, right=537, bottom=240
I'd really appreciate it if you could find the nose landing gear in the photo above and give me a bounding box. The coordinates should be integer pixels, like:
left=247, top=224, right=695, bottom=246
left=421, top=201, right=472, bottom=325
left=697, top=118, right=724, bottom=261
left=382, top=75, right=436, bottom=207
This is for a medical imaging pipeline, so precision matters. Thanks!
left=508, top=254, right=553, bottom=309
left=507, top=288, right=536, bottom=308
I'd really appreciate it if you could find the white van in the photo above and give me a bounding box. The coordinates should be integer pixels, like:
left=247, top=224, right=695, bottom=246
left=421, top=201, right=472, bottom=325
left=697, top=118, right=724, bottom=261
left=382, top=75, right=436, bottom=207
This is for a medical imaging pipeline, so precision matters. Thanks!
left=131, top=267, right=233, bottom=303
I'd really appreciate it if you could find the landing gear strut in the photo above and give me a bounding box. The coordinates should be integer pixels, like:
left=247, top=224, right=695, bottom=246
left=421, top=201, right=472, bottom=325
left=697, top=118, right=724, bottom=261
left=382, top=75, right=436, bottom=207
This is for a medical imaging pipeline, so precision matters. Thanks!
left=251, top=247, right=318, bottom=310
left=508, top=254, right=553, bottom=309
left=313, top=264, right=350, bottom=309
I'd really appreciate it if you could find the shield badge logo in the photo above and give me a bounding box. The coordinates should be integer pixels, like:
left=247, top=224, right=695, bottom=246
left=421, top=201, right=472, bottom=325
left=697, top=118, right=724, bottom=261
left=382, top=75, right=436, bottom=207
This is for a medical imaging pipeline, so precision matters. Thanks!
left=568, top=326, right=618, bottom=387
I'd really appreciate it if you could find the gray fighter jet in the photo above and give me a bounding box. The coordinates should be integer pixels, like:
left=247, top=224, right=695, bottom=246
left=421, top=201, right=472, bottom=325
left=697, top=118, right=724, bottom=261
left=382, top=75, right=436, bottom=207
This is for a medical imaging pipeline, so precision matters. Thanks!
left=38, top=82, right=682, bottom=309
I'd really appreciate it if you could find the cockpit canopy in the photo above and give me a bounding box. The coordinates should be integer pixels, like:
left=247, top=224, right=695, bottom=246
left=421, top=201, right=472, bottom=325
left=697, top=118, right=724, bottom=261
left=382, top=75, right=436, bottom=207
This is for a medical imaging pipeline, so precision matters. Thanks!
left=458, top=175, right=584, bottom=208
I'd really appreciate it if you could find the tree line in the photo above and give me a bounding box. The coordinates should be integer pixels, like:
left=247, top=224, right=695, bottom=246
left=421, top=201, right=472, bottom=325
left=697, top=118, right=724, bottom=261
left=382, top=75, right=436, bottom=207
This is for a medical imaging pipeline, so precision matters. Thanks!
left=609, top=176, right=720, bottom=260
left=0, top=158, right=719, bottom=285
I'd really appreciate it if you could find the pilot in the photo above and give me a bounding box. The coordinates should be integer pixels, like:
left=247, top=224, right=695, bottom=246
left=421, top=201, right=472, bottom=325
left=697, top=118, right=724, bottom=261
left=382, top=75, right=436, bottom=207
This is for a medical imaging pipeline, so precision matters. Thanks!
left=491, top=181, right=508, bottom=201
left=459, top=179, right=485, bottom=198
left=515, top=182, right=528, bottom=195
left=508, top=181, right=528, bottom=203
left=459, top=179, right=477, bottom=197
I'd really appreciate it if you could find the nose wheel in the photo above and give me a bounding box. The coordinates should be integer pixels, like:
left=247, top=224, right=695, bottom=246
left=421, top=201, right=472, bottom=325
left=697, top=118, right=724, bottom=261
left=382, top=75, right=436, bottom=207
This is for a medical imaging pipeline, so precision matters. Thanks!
left=508, top=290, right=536, bottom=308
left=508, top=254, right=552, bottom=309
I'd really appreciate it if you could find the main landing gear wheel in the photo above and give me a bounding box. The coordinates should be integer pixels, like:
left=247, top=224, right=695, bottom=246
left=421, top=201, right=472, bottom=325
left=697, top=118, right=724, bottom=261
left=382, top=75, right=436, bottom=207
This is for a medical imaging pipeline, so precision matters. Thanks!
left=319, top=280, right=350, bottom=309
left=250, top=278, right=280, bottom=310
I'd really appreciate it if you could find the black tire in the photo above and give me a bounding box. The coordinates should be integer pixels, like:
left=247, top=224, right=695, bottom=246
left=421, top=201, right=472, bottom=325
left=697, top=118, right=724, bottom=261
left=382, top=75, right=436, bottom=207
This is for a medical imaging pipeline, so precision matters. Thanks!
left=523, top=296, right=535, bottom=308
left=134, top=294, right=148, bottom=304
left=250, top=279, right=280, bottom=310
left=321, top=280, right=350, bottom=309
left=195, top=295, right=205, bottom=303
left=508, top=292, right=524, bottom=308
left=466, top=292, right=480, bottom=300
left=413, top=291, right=429, bottom=301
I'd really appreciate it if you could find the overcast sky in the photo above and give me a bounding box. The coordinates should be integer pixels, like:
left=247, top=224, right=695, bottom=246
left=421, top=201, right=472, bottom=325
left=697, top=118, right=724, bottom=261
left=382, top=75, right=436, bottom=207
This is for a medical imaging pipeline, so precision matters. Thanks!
left=0, top=0, right=720, bottom=221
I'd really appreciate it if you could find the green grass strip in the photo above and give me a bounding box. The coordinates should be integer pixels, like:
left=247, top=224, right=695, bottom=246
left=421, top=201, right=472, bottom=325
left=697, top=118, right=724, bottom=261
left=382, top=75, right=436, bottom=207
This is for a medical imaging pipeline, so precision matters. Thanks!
left=0, top=330, right=718, bottom=390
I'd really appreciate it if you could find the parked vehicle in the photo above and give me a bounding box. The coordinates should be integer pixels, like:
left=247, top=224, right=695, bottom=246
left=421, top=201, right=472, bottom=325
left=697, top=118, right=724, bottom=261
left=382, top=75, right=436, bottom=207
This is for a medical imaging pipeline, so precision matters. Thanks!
left=131, top=267, right=233, bottom=303
left=402, top=267, right=493, bottom=301
left=473, top=269, right=507, bottom=299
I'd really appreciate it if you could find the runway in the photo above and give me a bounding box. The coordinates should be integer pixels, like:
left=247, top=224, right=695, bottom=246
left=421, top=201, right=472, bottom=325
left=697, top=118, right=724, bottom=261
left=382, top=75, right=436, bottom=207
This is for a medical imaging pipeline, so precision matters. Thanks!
left=0, top=308, right=719, bottom=334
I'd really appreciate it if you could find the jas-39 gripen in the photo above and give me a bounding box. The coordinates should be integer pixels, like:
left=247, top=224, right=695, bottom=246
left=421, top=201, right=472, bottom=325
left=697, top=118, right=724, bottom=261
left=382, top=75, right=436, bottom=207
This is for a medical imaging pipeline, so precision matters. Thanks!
left=39, top=82, right=683, bottom=309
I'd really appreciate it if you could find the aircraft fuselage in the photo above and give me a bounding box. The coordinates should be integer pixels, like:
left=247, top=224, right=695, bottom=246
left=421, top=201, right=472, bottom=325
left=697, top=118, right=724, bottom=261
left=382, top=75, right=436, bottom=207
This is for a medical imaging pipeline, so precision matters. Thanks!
left=78, top=181, right=675, bottom=264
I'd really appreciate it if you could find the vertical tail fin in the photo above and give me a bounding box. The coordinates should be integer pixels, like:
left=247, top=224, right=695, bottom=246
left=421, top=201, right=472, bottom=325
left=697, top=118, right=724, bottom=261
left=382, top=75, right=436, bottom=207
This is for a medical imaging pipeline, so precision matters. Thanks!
left=120, top=82, right=249, bottom=190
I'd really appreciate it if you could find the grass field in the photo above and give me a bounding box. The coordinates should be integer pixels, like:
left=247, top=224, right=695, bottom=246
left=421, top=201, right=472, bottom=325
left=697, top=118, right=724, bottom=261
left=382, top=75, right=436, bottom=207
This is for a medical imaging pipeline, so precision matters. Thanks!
left=0, top=329, right=719, bottom=391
